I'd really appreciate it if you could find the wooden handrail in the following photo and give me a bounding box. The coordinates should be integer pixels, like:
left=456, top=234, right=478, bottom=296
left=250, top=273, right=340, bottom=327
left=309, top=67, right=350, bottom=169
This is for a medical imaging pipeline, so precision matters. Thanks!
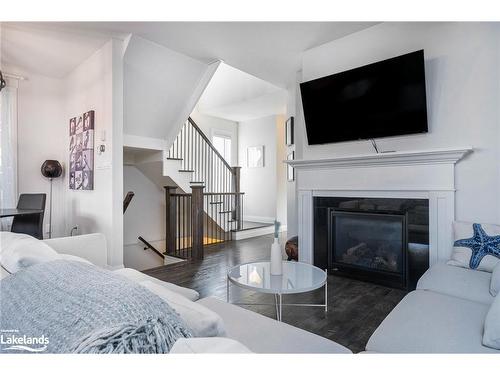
left=187, top=117, right=233, bottom=172
left=138, top=236, right=164, bottom=259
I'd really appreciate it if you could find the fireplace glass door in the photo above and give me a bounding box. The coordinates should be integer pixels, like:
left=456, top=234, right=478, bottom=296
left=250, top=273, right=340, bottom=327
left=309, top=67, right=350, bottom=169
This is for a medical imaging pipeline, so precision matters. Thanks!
left=331, top=211, right=406, bottom=275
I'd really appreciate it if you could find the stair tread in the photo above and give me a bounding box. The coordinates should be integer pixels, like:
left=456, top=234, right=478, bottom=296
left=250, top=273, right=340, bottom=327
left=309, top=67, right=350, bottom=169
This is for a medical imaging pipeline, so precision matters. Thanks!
left=219, top=210, right=233, bottom=214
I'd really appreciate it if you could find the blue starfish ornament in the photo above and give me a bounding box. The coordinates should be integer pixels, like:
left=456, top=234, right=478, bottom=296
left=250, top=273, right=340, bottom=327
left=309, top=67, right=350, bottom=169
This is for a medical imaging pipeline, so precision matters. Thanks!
left=454, top=223, right=500, bottom=269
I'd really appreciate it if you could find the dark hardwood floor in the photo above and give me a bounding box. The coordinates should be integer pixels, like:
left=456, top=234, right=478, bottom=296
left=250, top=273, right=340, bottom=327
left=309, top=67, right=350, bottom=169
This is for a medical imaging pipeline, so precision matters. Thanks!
left=144, top=233, right=406, bottom=353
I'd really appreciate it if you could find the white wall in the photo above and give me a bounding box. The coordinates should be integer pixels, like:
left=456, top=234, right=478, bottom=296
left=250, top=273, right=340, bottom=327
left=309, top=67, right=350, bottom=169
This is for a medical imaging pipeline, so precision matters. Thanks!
left=191, top=107, right=239, bottom=167
left=285, top=74, right=300, bottom=237
left=289, top=22, right=500, bottom=229
left=123, top=35, right=211, bottom=145
left=196, top=62, right=287, bottom=122
left=239, top=116, right=277, bottom=222
left=65, top=39, right=124, bottom=268
left=7, top=39, right=124, bottom=268
left=275, top=114, right=287, bottom=227
left=123, top=165, right=165, bottom=246
left=3, top=66, right=67, bottom=237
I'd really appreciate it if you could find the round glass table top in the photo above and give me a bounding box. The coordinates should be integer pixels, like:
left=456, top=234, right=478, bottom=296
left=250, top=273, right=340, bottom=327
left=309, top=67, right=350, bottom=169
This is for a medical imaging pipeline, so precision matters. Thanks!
left=227, top=261, right=327, bottom=294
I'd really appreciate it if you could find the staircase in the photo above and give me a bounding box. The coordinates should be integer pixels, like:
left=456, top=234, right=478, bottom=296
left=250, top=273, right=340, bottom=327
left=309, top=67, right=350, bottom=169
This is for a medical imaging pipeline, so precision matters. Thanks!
left=163, top=117, right=244, bottom=259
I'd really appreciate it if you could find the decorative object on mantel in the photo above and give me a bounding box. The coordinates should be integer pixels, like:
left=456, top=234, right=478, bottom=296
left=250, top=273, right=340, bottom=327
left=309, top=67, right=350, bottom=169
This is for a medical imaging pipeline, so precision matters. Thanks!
left=69, top=110, right=95, bottom=190
left=270, top=220, right=282, bottom=275
left=247, top=145, right=264, bottom=168
left=41, top=160, right=63, bottom=239
left=285, top=236, right=299, bottom=261
left=285, top=116, right=294, bottom=145
left=287, top=151, right=295, bottom=181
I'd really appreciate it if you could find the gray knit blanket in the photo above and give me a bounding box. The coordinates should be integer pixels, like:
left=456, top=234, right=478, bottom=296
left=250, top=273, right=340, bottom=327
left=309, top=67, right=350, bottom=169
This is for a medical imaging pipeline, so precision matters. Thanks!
left=0, top=260, right=192, bottom=353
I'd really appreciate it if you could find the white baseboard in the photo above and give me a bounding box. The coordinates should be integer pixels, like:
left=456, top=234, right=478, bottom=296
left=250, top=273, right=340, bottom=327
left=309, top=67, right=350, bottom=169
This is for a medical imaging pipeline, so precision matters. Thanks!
left=243, top=215, right=275, bottom=224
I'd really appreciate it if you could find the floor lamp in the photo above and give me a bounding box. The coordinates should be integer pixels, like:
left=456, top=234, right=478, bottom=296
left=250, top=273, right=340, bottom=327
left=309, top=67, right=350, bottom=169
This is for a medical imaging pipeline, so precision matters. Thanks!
left=41, top=160, right=63, bottom=239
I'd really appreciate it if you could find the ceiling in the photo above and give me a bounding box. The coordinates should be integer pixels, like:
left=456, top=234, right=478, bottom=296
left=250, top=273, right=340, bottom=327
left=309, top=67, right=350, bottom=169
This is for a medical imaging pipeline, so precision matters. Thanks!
left=1, top=23, right=110, bottom=78
left=77, top=22, right=377, bottom=87
left=7, top=22, right=377, bottom=86
left=196, top=62, right=287, bottom=121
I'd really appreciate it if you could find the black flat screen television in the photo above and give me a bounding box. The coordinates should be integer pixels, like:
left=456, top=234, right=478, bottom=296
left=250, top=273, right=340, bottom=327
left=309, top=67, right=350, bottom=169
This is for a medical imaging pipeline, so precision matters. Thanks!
left=300, top=50, right=428, bottom=145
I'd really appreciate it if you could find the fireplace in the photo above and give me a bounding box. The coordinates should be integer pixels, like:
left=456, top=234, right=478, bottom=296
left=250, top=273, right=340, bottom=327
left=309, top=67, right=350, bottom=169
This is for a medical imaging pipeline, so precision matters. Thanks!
left=314, top=197, right=429, bottom=290
left=330, top=209, right=407, bottom=287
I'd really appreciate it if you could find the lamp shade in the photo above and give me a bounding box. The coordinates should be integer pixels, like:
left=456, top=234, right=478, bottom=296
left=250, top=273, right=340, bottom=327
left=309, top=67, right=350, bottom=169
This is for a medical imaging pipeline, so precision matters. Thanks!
left=41, top=160, right=63, bottom=178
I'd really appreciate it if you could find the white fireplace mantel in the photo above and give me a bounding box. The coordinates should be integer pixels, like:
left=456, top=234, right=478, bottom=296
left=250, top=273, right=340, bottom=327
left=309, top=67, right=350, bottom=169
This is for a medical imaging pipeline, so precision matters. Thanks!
left=289, top=147, right=473, bottom=268
left=286, top=147, right=472, bottom=169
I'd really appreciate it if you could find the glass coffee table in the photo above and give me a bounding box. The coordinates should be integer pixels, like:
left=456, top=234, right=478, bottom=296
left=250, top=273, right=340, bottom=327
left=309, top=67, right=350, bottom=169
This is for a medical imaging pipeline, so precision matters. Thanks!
left=226, top=261, right=327, bottom=321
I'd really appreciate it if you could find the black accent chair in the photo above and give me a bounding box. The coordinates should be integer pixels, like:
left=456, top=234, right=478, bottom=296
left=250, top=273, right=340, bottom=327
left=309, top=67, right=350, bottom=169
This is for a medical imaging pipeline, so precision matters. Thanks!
left=11, top=194, right=46, bottom=239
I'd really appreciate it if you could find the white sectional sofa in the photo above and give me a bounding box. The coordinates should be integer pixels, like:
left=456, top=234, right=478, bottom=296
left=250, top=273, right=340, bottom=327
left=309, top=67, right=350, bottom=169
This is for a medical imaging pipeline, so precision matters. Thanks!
left=6, top=231, right=497, bottom=354
left=366, top=262, right=499, bottom=353
left=0, top=232, right=351, bottom=354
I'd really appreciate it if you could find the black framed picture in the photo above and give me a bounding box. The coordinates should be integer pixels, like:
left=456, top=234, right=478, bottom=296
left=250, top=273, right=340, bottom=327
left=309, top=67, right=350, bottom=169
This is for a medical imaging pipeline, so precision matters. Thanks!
left=285, top=116, right=294, bottom=145
left=70, top=110, right=94, bottom=190
left=287, top=151, right=295, bottom=181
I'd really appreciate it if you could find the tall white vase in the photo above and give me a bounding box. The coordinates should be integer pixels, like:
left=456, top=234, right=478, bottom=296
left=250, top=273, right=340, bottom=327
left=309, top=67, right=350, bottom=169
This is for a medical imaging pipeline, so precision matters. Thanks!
left=270, top=238, right=282, bottom=275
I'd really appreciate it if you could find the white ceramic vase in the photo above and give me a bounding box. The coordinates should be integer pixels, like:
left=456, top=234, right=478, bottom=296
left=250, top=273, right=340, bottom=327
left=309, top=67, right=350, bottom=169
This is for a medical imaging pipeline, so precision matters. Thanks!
left=270, top=237, right=282, bottom=275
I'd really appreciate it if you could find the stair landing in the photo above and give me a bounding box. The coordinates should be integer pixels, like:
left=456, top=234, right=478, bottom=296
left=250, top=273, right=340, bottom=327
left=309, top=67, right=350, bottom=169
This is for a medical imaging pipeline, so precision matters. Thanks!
left=231, top=221, right=275, bottom=240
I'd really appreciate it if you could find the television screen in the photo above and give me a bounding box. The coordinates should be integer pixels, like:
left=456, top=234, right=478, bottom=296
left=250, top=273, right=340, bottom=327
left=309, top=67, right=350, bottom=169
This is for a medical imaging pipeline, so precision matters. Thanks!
left=300, top=50, right=428, bottom=145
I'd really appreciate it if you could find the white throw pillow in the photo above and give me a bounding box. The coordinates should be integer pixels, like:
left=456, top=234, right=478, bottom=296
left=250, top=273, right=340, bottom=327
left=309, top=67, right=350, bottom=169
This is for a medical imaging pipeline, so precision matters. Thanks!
left=483, top=294, right=500, bottom=350
left=170, top=338, right=252, bottom=353
left=491, top=263, right=500, bottom=297
left=139, top=280, right=225, bottom=338
left=447, top=221, right=500, bottom=272
left=0, top=232, right=60, bottom=273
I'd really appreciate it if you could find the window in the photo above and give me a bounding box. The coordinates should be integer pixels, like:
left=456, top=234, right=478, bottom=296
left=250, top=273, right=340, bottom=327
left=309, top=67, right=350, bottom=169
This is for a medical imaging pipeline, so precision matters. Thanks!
left=212, top=134, right=231, bottom=164
left=0, top=78, right=19, bottom=230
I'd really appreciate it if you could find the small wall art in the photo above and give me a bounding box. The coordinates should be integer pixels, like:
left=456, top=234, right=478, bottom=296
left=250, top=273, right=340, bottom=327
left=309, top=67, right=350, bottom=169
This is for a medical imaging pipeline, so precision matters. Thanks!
left=287, top=151, right=295, bottom=181
left=247, top=145, right=264, bottom=168
left=285, top=116, right=294, bottom=145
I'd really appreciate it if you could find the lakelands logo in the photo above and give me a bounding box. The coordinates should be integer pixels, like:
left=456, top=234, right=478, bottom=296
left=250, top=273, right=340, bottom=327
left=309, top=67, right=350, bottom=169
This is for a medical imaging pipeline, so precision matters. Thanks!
left=0, top=329, right=49, bottom=352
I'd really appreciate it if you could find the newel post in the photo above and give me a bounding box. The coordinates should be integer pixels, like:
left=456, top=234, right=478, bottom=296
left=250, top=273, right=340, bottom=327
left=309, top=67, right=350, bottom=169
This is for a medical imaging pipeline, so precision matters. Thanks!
left=191, top=183, right=205, bottom=260
left=164, top=186, right=177, bottom=255
left=232, top=167, right=242, bottom=230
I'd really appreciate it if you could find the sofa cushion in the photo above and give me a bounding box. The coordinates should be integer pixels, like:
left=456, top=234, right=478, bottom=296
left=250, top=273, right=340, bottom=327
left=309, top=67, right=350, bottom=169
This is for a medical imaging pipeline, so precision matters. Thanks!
left=448, top=221, right=500, bottom=272
left=170, top=338, right=252, bottom=353
left=491, top=263, right=500, bottom=297
left=366, top=290, right=497, bottom=353
left=139, top=280, right=225, bottom=337
left=59, top=254, right=93, bottom=265
left=0, top=232, right=60, bottom=273
left=197, top=297, right=351, bottom=354
left=483, top=294, right=500, bottom=349
left=113, top=267, right=199, bottom=301
left=417, top=262, right=493, bottom=305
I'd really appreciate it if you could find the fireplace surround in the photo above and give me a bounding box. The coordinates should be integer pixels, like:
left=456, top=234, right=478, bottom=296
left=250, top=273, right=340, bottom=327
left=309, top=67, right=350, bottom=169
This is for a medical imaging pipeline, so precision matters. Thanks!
left=285, top=147, right=472, bottom=288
